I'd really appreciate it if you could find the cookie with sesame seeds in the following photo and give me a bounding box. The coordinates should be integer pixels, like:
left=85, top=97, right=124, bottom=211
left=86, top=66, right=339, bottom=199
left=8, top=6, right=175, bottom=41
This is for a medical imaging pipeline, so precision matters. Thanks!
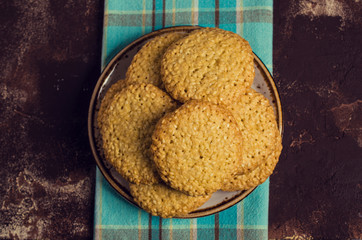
left=125, top=32, right=188, bottom=89
left=150, top=100, right=244, bottom=196
left=161, top=27, right=254, bottom=104
left=97, top=79, right=127, bottom=129
left=130, top=183, right=211, bottom=218
left=224, top=89, right=280, bottom=173
left=98, top=83, right=178, bottom=184
left=222, top=141, right=282, bottom=191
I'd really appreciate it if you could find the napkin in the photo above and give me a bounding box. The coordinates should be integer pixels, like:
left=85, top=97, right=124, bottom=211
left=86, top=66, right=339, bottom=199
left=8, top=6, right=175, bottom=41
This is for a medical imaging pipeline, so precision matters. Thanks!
left=95, top=0, right=273, bottom=239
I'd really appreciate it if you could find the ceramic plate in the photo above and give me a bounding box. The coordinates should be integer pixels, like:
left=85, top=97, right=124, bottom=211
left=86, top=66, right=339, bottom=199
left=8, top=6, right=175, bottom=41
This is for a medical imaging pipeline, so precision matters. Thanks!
left=88, top=26, right=283, bottom=218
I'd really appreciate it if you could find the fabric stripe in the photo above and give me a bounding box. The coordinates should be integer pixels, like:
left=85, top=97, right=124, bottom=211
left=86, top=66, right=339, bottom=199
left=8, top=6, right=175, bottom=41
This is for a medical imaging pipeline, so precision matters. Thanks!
left=215, top=214, right=219, bottom=240
left=148, top=214, right=152, bottom=240
left=94, top=169, right=103, bottom=240
left=190, top=218, right=197, bottom=240
left=142, top=0, right=146, bottom=34
left=172, top=0, right=175, bottom=25
left=101, top=0, right=109, bottom=69
left=191, top=0, right=198, bottom=25
left=106, top=7, right=272, bottom=14
left=162, top=0, right=166, bottom=27
left=236, top=0, right=243, bottom=36
left=170, top=218, right=173, bottom=240
left=138, top=210, right=142, bottom=240
left=215, top=0, right=219, bottom=27
left=152, top=0, right=156, bottom=31
left=105, top=9, right=271, bottom=26
left=159, top=218, right=162, bottom=240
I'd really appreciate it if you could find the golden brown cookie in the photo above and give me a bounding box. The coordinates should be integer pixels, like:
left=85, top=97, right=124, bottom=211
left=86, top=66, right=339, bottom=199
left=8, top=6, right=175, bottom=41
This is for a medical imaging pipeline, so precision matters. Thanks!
left=161, top=27, right=254, bottom=104
left=99, top=83, right=178, bottom=184
left=151, top=100, right=244, bottom=196
left=97, top=79, right=127, bottom=129
left=225, top=89, right=280, bottom=172
left=130, top=183, right=211, bottom=218
left=222, top=140, right=282, bottom=191
left=125, top=32, right=188, bottom=89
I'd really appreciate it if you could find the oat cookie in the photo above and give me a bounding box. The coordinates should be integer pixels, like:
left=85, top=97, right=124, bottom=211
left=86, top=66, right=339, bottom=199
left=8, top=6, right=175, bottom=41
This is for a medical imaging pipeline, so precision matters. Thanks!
left=130, top=183, right=211, bottom=218
left=222, top=141, right=282, bottom=191
left=161, top=27, right=254, bottom=104
left=225, top=89, right=280, bottom=172
left=151, top=100, right=244, bottom=196
left=99, top=83, right=178, bottom=184
left=97, top=79, right=127, bottom=129
left=126, top=32, right=188, bottom=88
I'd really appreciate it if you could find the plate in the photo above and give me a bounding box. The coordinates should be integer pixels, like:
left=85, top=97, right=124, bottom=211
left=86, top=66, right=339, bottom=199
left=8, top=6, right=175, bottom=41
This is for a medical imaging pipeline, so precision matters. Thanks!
left=88, top=26, right=283, bottom=218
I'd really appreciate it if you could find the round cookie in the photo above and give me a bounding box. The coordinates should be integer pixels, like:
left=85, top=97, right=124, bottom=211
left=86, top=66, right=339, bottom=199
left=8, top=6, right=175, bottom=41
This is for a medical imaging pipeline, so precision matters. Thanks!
left=97, top=79, right=127, bottom=129
left=130, top=183, right=211, bottom=218
left=225, top=89, right=280, bottom=172
left=151, top=100, right=244, bottom=196
left=99, top=83, right=178, bottom=184
left=126, top=32, right=188, bottom=89
left=161, top=27, right=254, bottom=104
left=222, top=140, right=282, bottom=191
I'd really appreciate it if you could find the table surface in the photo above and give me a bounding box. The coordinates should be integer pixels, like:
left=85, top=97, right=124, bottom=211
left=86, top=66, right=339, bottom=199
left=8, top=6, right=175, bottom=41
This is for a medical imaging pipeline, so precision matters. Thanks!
left=0, top=1, right=361, bottom=239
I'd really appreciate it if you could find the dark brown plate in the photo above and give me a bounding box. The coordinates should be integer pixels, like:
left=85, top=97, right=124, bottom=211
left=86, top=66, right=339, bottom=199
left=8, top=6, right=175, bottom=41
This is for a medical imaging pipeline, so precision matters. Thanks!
left=88, top=26, right=283, bottom=218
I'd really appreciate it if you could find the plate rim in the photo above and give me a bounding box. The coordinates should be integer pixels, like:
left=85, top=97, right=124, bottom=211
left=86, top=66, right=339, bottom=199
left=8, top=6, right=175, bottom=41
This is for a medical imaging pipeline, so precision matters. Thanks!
left=88, top=25, right=283, bottom=219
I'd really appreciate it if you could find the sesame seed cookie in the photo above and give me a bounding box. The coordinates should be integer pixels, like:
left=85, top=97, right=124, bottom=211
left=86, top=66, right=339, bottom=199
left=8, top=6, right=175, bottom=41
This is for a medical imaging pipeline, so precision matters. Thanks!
left=125, top=32, right=188, bottom=89
left=97, top=79, right=127, bottom=129
left=130, top=183, right=211, bottom=218
left=99, top=83, right=178, bottom=184
left=151, top=100, right=244, bottom=196
left=225, top=89, right=280, bottom=172
left=161, top=27, right=254, bottom=104
left=222, top=141, right=282, bottom=191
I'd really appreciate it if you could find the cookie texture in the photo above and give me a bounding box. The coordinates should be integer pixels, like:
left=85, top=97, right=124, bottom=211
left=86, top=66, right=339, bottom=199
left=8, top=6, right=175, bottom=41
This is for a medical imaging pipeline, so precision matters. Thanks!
left=151, top=100, right=244, bottom=196
left=222, top=140, right=282, bottom=191
left=126, top=32, right=188, bottom=89
left=225, top=89, right=280, bottom=172
left=99, top=83, right=178, bottom=184
left=130, top=183, right=211, bottom=218
left=161, top=27, right=254, bottom=104
left=97, top=79, right=127, bottom=129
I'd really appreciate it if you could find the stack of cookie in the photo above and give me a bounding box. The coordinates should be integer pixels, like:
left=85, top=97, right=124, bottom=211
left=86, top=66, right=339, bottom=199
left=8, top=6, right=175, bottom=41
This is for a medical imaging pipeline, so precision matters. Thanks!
left=97, top=28, right=282, bottom=218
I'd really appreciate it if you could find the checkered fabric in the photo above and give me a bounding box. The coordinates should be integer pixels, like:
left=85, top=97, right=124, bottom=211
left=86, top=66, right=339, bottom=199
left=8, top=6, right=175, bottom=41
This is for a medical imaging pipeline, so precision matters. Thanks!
left=95, top=0, right=273, bottom=239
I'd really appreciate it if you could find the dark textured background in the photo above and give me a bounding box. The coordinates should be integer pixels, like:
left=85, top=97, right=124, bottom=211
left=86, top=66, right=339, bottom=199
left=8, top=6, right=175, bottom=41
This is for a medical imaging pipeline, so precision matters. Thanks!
left=0, top=0, right=361, bottom=239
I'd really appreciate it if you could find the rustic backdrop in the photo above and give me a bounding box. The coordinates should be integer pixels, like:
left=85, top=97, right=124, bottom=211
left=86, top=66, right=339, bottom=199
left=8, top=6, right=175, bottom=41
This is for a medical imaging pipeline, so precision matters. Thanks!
left=0, top=0, right=361, bottom=239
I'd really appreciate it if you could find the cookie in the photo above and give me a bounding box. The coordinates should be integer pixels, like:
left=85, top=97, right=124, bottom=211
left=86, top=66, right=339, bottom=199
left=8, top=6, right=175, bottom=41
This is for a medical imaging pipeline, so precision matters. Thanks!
left=99, top=83, right=178, bottom=184
left=161, top=27, right=254, bottom=104
left=225, top=89, right=280, bottom=172
left=151, top=100, right=244, bottom=196
left=222, top=141, right=282, bottom=191
left=130, top=183, right=211, bottom=218
left=125, top=32, right=188, bottom=89
left=97, top=79, right=127, bottom=129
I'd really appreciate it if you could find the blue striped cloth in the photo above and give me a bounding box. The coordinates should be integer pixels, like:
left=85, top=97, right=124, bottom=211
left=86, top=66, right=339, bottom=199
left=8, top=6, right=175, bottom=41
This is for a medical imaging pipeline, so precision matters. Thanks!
left=95, top=0, right=273, bottom=239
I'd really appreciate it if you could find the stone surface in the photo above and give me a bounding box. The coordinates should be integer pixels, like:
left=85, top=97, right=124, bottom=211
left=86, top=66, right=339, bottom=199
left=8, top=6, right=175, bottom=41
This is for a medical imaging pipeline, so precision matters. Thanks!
left=0, top=0, right=103, bottom=239
left=0, top=0, right=361, bottom=239
left=271, top=0, right=362, bottom=239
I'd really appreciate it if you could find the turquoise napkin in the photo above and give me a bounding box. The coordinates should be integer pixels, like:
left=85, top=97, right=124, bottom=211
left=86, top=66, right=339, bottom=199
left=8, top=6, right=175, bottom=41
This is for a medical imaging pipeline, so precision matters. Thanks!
left=95, top=0, right=273, bottom=239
